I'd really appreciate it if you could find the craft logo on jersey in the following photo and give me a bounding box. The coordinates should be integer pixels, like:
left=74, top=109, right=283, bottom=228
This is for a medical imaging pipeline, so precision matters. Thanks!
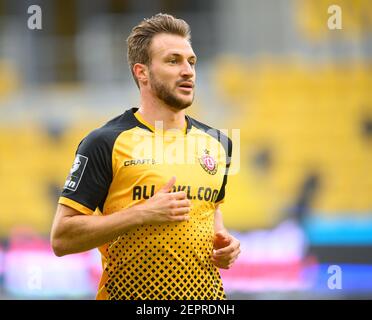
left=64, top=154, right=88, bottom=191
left=199, top=149, right=218, bottom=175
left=124, top=158, right=156, bottom=167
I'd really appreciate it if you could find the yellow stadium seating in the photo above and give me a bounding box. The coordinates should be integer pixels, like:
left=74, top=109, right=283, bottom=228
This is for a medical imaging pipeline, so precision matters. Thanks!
left=214, top=58, right=372, bottom=230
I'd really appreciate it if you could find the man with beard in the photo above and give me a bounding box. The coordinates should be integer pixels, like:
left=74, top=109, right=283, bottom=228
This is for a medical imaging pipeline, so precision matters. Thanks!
left=51, top=13, right=240, bottom=300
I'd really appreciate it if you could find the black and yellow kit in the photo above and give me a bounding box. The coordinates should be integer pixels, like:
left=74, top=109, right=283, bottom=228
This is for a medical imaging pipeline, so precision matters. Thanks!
left=59, top=107, right=232, bottom=300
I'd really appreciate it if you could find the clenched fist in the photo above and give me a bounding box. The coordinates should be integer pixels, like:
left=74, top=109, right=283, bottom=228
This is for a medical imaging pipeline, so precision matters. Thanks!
left=137, top=176, right=191, bottom=224
left=211, top=230, right=241, bottom=269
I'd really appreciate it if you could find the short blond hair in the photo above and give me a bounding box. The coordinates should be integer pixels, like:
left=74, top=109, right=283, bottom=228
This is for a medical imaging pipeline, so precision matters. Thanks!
left=126, top=13, right=191, bottom=87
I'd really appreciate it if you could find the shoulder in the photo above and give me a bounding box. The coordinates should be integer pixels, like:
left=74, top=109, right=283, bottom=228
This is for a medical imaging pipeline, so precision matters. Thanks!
left=79, top=110, right=139, bottom=150
left=188, top=116, right=232, bottom=156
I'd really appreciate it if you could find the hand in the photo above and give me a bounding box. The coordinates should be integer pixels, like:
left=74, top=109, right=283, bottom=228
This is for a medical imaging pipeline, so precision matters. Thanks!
left=211, top=230, right=241, bottom=269
left=138, top=176, right=191, bottom=224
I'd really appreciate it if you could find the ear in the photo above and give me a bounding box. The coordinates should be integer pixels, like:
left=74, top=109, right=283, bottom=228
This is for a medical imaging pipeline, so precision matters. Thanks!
left=133, top=63, right=148, bottom=85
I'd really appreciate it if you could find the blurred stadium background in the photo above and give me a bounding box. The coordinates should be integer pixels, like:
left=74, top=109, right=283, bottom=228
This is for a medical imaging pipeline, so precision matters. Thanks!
left=0, top=0, right=371, bottom=299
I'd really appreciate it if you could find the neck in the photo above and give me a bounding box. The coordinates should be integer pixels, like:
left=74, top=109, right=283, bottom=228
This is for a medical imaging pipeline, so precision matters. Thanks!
left=138, top=94, right=187, bottom=132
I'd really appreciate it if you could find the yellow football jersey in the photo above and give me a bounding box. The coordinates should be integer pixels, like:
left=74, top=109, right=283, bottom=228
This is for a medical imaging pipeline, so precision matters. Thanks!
left=59, top=107, right=232, bottom=300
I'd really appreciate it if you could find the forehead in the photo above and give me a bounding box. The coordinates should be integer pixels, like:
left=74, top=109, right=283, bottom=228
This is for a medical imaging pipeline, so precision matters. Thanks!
left=149, top=33, right=195, bottom=59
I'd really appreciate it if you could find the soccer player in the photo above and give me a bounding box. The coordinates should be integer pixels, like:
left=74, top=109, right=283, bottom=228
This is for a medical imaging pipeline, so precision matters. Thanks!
left=50, top=13, right=240, bottom=300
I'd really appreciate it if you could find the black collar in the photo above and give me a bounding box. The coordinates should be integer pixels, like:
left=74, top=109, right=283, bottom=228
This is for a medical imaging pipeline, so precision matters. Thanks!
left=128, top=107, right=193, bottom=134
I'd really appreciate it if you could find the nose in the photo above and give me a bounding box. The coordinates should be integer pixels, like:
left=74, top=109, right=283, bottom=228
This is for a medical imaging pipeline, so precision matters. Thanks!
left=180, top=61, right=194, bottom=78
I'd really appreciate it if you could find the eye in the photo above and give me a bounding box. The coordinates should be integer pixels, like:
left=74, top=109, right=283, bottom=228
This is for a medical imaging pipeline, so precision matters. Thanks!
left=189, top=60, right=196, bottom=67
left=169, top=59, right=177, bottom=64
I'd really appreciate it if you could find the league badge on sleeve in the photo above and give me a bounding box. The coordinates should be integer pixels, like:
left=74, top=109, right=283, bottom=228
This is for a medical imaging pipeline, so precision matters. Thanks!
left=64, top=154, right=88, bottom=191
left=199, top=149, right=218, bottom=175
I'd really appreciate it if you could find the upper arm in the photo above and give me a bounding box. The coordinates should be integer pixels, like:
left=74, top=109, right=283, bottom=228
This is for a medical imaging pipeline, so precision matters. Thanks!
left=56, top=203, right=86, bottom=219
left=51, top=204, right=86, bottom=238
left=59, top=129, right=115, bottom=214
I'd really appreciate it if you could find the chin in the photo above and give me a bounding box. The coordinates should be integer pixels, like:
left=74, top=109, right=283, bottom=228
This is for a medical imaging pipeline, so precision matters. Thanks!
left=171, top=103, right=191, bottom=111
left=167, top=97, right=192, bottom=110
left=178, top=96, right=194, bottom=108
left=162, top=93, right=194, bottom=110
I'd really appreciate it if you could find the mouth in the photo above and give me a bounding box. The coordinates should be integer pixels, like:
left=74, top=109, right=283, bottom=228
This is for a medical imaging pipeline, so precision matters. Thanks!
left=177, top=81, right=194, bottom=93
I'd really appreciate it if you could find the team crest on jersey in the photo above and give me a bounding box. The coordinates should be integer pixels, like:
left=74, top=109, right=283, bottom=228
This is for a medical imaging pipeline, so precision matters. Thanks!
left=64, top=154, right=88, bottom=191
left=199, top=149, right=218, bottom=175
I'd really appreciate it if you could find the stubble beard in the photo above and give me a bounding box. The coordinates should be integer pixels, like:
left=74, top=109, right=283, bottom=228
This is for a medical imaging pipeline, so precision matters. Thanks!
left=149, top=70, right=194, bottom=110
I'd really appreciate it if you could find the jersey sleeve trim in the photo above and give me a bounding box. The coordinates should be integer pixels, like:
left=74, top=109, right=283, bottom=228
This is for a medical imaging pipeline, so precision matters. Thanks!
left=215, top=135, right=232, bottom=203
left=188, top=116, right=233, bottom=204
left=58, top=196, right=94, bottom=215
left=214, top=198, right=225, bottom=206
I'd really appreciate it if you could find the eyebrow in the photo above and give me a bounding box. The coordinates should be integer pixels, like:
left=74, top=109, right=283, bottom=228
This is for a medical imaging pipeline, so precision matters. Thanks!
left=166, top=53, right=197, bottom=60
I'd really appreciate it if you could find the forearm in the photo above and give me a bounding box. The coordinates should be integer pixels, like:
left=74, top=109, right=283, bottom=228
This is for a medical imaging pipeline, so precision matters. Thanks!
left=52, top=205, right=143, bottom=256
left=214, top=205, right=226, bottom=233
left=52, top=182, right=190, bottom=257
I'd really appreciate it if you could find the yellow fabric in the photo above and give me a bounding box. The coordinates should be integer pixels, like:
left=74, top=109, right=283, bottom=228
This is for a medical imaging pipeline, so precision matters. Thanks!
left=58, top=196, right=94, bottom=215
left=58, top=113, right=229, bottom=300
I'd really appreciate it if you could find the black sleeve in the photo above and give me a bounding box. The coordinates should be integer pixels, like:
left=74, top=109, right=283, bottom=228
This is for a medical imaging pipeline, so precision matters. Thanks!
left=215, top=134, right=233, bottom=203
left=61, top=129, right=114, bottom=212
